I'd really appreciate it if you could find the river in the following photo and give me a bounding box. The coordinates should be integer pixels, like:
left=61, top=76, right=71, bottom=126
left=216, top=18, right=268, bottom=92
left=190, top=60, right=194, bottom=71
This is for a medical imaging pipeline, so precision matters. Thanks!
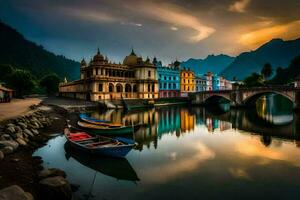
left=33, top=94, right=300, bottom=199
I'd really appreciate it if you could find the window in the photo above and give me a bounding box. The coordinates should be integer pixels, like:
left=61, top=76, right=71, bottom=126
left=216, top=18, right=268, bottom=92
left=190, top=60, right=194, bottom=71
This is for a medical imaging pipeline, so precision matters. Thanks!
left=159, top=83, right=162, bottom=89
left=148, top=84, right=151, bottom=92
left=168, top=83, right=171, bottom=89
left=96, top=69, right=98, bottom=75
left=169, top=77, right=171, bottom=80
left=164, top=76, right=167, bottom=80
left=173, top=83, right=176, bottom=89
left=148, top=70, right=151, bottom=77
left=164, top=83, right=167, bottom=89
left=98, top=84, right=103, bottom=92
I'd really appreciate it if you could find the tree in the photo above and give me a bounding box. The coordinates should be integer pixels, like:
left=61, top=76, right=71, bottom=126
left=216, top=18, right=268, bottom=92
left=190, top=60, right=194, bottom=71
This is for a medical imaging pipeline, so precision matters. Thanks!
left=6, top=69, right=36, bottom=97
left=261, top=63, right=273, bottom=80
left=243, top=73, right=264, bottom=87
left=40, top=73, right=61, bottom=95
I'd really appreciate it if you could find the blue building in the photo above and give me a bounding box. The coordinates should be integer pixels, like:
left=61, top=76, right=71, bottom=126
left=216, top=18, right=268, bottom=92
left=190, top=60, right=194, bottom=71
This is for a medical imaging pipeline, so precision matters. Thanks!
left=154, top=58, right=180, bottom=98
left=195, top=74, right=206, bottom=92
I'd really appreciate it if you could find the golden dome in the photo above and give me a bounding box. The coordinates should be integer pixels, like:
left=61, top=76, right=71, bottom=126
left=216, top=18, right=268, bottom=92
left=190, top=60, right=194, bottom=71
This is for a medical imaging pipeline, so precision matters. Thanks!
left=123, top=49, right=138, bottom=66
left=93, top=48, right=104, bottom=62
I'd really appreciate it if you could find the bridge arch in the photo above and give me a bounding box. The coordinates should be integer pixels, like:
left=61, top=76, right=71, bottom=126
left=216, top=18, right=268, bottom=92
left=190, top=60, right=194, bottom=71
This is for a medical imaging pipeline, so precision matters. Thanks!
left=243, top=91, right=294, bottom=107
left=204, top=94, right=232, bottom=104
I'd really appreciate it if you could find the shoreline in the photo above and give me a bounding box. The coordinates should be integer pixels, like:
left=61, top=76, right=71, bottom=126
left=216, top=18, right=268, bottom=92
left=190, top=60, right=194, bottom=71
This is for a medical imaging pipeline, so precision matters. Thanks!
left=0, top=102, right=76, bottom=200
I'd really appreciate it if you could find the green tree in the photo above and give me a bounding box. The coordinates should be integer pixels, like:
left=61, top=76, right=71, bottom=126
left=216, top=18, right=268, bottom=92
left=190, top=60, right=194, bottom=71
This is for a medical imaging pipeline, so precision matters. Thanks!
left=6, top=69, right=36, bottom=97
left=261, top=63, right=273, bottom=80
left=40, top=73, right=61, bottom=95
left=243, top=73, right=264, bottom=87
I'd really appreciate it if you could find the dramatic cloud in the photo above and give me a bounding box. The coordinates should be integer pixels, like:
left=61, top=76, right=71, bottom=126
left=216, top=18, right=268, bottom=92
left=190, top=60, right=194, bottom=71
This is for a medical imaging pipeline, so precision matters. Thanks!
left=229, top=0, right=251, bottom=13
left=130, top=1, right=215, bottom=42
left=239, top=20, right=300, bottom=48
left=0, top=0, right=299, bottom=63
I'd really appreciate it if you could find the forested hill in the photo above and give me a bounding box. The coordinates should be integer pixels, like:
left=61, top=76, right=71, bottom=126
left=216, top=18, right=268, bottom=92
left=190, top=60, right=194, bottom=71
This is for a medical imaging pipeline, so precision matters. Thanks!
left=0, top=21, right=80, bottom=80
left=221, top=38, right=300, bottom=80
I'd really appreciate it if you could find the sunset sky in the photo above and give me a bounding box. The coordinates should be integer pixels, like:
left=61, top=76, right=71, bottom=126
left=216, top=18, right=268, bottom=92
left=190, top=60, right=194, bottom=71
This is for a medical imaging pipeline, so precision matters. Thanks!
left=1, top=0, right=300, bottom=63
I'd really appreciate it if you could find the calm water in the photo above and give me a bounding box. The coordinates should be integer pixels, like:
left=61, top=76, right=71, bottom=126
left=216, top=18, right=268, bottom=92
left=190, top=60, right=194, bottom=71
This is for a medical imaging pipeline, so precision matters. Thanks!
left=34, top=95, right=300, bottom=200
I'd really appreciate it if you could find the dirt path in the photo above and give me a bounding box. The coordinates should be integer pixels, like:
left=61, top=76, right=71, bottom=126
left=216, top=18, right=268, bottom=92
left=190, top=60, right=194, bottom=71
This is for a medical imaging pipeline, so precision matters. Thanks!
left=0, top=98, right=42, bottom=121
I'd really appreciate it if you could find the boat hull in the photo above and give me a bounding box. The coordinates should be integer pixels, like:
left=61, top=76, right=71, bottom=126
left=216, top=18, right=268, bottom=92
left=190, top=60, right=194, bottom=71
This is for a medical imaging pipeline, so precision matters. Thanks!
left=77, top=121, right=134, bottom=136
left=68, top=141, right=133, bottom=158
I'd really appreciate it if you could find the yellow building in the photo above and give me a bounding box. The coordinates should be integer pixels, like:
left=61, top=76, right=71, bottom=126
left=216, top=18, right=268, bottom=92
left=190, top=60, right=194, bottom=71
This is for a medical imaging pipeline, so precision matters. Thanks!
left=59, top=49, right=159, bottom=101
left=180, top=68, right=195, bottom=97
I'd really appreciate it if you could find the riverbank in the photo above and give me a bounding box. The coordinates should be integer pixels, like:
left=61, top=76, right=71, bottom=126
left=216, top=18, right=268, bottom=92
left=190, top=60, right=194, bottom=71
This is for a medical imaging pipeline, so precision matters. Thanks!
left=0, top=101, right=77, bottom=199
left=0, top=98, right=42, bottom=121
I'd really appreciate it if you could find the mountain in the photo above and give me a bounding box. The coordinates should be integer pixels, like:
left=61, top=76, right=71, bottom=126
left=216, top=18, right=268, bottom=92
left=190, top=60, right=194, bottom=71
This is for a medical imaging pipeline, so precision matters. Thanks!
left=180, top=54, right=235, bottom=75
left=0, top=21, right=80, bottom=80
left=221, top=38, right=300, bottom=80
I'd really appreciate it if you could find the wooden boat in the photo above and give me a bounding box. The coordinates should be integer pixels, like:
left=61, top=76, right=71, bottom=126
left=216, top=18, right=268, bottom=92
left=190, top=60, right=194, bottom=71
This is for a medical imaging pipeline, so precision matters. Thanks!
left=77, top=121, right=134, bottom=135
left=79, top=114, right=123, bottom=127
left=64, top=125, right=136, bottom=158
left=64, top=142, right=140, bottom=182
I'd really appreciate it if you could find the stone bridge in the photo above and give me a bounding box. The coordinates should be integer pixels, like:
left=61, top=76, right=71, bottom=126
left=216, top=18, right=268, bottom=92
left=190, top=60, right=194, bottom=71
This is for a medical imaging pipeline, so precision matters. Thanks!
left=190, top=86, right=300, bottom=110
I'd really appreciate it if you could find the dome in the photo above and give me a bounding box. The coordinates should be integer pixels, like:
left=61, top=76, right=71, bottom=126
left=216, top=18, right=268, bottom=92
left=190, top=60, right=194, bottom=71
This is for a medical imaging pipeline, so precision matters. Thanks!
left=93, top=48, right=104, bottom=62
left=80, top=58, right=87, bottom=67
left=123, top=49, right=138, bottom=66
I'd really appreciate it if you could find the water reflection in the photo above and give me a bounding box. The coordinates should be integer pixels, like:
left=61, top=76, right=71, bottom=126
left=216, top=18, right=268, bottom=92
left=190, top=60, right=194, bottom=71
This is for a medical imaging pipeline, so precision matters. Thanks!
left=33, top=97, right=300, bottom=200
left=64, top=143, right=140, bottom=182
left=256, top=94, right=293, bottom=125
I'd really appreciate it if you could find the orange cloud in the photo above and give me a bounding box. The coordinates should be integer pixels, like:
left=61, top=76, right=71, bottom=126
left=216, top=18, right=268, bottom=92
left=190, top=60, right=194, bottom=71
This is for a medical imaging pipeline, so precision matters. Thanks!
left=239, top=20, right=300, bottom=48
left=130, top=2, right=215, bottom=42
left=229, top=0, right=251, bottom=13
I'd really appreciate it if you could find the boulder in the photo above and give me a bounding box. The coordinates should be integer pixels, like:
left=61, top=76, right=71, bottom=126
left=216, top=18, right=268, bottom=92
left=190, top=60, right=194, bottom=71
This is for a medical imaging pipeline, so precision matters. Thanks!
left=0, top=134, right=12, bottom=141
left=38, top=168, right=67, bottom=179
left=0, top=150, right=4, bottom=161
left=39, top=176, right=72, bottom=200
left=16, top=138, right=27, bottom=146
left=6, top=123, right=15, bottom=127
left=18, top=122, right=27, bottom=129
left=31, top=129, right=39, bottom=135
left=0, top=140, right=19, bottom=150
left=1, top=146, right=14, bottom=154
left=0, top=185, right=33, bottom=200
left=5, top=126, right=15, bottom=134
left=15, top=126, right=22, bottom=132
left=23, top=129, right=34, bottom=137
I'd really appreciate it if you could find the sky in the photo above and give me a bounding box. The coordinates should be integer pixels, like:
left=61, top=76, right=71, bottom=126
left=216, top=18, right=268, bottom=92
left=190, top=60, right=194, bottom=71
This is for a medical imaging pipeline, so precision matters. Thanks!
left=1, top=0, right=300, bottom=64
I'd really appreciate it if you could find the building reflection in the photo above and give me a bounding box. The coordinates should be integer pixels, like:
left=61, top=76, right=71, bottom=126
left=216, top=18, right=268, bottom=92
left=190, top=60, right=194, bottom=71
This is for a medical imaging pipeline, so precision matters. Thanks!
left=87, top=95, right=299, bottom=150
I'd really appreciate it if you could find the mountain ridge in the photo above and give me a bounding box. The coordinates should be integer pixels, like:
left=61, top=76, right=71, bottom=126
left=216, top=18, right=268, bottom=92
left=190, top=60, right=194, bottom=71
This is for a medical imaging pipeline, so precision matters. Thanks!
left=0, top=21, right=80, bottom=80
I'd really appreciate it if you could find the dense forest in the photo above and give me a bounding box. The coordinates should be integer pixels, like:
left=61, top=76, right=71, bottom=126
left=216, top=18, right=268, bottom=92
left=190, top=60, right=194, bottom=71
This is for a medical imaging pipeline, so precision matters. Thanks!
left=0, top=21, right=80, bottom=81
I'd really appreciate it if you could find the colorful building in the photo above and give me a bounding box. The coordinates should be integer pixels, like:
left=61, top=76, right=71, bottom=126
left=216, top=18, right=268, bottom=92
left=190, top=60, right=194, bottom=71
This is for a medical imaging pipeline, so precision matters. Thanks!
left=155, top=59, right=180, bottom=98
left=204, top=72, right=232, bottom=91
left=59, top=49, right=159, bottom=101
left=180, top=67, right=195, bottom=97
left=195, top=75, right=206, bottom=92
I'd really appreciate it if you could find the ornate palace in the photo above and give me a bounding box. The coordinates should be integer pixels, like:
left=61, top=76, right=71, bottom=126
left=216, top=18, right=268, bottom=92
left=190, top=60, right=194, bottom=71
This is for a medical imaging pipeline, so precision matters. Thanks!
left=59, top=49, right=158, bottom=101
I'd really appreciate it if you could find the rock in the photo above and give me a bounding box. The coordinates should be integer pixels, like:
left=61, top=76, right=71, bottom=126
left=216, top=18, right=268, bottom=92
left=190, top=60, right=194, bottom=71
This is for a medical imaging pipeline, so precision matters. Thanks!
left=23, top=129, right=34, bottom=137
left=15, top=126, right=22, bottom=132
left=0, top=185, right=33, bottom=200
left=31, top=129, right=39, bottom=135
left=39, top=176, right=72, bottom=200
left=11, top=158, right=20, bottom=162
left=5, top=126, right=15, bottom=134
left=0, top=140, right=19, bottom=150
left=16, top=138, right=27, bottom=146
left=0, top=151, right=4, bottom=161
left=18, top=122, right=27, bottom=129
left=0, top=134, right=12, bottom=141
left=6, top=123, right=15, bottom=127
left=1, top=146, right=14, bottom=154
left=38, top=168, right=67, bottom=179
